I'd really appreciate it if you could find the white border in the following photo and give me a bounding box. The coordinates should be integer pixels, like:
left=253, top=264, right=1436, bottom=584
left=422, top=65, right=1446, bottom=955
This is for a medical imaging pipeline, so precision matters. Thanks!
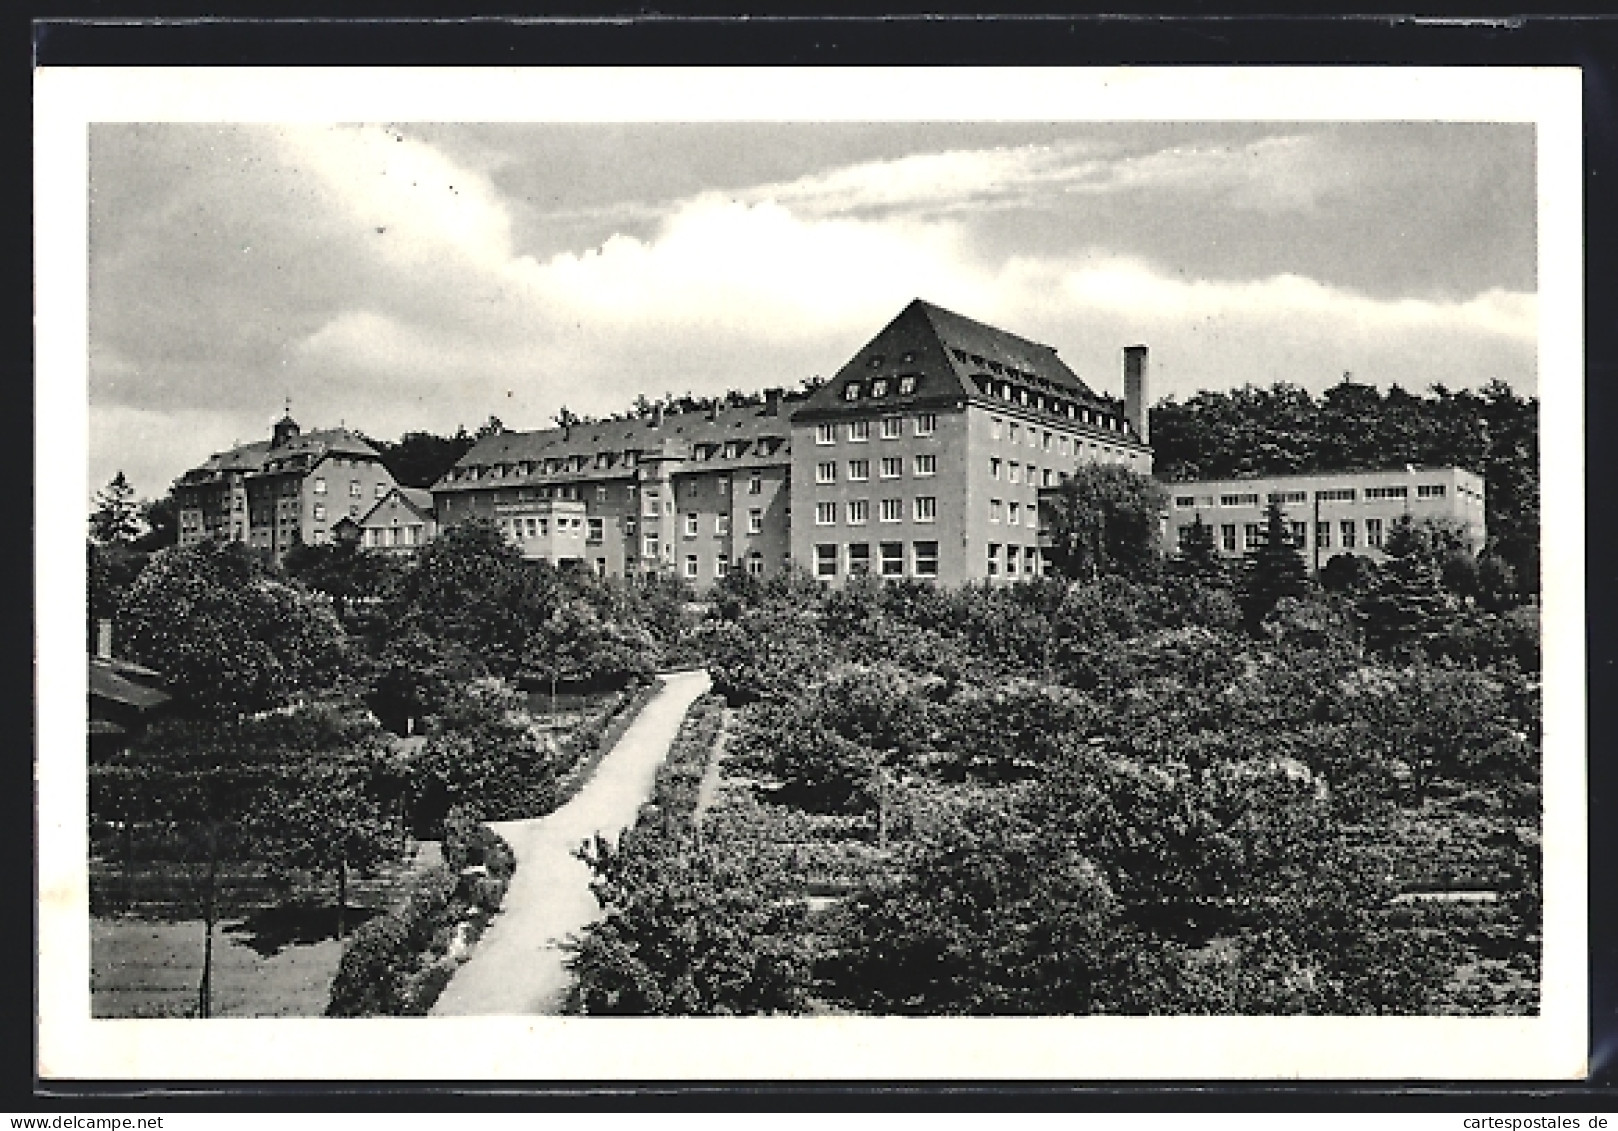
left=36, top=65, right=1586, bottom=1081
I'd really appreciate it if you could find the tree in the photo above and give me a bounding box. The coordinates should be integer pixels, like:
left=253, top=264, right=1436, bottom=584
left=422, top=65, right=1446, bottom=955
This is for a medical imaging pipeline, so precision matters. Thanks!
left=1239, top=498, right=1309, bottom=635
left=475, top=415, right=508, bottom=440
left=248, top=706, right=414, bottom=936
left=118, top=541, right=346, bottom=718
left=1173, top=512, right=1224, bottom=582
left=366, top=429, right=476, bottom=489
left=281, top=537, right=401, bottom=635
left=90, top=471, right=141, bottom=545
left=132, top=494, right=179, bottom=553
left=1042, top=465, right=1169, bottom=581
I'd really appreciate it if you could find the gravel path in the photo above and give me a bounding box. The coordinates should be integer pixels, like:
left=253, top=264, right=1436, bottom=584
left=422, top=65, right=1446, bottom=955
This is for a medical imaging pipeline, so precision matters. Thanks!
left=430, top=669, right=711, bottom=1016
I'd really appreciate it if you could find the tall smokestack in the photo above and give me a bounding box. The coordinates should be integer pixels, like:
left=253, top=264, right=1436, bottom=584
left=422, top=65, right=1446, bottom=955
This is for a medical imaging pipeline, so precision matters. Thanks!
left=1123, top=345, right=1149, bottom=445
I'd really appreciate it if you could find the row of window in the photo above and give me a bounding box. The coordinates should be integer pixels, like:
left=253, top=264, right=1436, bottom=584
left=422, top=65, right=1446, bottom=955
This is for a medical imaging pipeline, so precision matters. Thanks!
left=361, top=525, right=426, bottom=548
left=842, top=374, right=922, bottom=401
left=312, top=478, right=389, bottom=499
left=1178, top=517, right=1390, bottom=554
left=814, top=498, right=937, bottom=525
left=1173, top=484, right=1450, bottom=508
left=988, top=457, right=1061, bottom=489
left=965, top=364, right=1123, bottom=433
left=985, top=543, right=1042, bottom=578
left=814, top=415, right=938, bottom=444
left=815, top=455, right=937, bottom=483
left=448, top=439, right=785, bottom=482
left=987, top=499, right=1038, bottom=528
left=310, top=503, right=363, bottom=521
left=815, top=540, right=941, bottom=579
left=682, top=550, right=771, bottom=579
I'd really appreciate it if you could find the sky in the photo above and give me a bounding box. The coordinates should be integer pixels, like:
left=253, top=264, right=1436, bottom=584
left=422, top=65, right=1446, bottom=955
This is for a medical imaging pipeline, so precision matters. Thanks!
left=87, top=121, right=1538, bottom=501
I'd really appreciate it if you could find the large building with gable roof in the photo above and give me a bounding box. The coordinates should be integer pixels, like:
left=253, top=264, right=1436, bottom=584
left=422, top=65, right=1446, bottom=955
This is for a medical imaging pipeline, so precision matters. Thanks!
left=174, top=411, right=398, bottom=559
left=430, top=299, right=1152, bottom=586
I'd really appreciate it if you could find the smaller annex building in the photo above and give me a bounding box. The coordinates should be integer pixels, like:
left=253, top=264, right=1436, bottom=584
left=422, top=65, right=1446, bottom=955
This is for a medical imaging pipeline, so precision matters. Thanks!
left=1162, top=466, right=1486, bottom=570
left=358, top=486, right=438, bottom=553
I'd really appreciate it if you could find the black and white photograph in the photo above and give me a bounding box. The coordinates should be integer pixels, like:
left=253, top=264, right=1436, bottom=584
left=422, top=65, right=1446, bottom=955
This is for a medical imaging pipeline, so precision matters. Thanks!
left=36, top=65, right=1585, bottom=1081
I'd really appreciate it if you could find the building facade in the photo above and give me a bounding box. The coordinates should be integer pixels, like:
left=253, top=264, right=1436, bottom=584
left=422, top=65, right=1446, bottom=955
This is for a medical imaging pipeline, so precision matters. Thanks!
left=174, top=413, right=397, bottom=559
left=429, top=300, right=1153, bottom=587
left=1161, top=466, right=1487, bottom=569
left=788, top=300, right=1152, bottom=586
left=431, top=395, right=794, bottom=581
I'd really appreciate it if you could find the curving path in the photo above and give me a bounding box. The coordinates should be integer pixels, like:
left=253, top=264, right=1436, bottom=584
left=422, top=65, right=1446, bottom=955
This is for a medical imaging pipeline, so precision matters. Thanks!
left=430, top=669, right=711, bottom=1015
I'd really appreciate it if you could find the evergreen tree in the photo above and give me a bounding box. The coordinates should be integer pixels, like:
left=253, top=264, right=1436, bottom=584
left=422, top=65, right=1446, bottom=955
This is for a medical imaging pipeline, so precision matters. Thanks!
left=1239, top=499, right=1309, bottom=635
left=90, top=471, right=141, bottom=545
left=1175, top=512, right=1224, bottom=582
left=1359, top=517, right=1456, bottom=660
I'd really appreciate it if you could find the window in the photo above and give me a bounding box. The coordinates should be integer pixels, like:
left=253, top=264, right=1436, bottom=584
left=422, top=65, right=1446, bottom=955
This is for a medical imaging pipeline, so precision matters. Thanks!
left=718, top=476, right=730, bottom=495
left=643, top=490, right=660, bottom=518
left=816, top=461, right=837, bottom=484
left=1267, top=490, right=1307, bottom=504
left=1009, top=423, right=1020, bottom=445
left=1042, top=431, right=1052, bottom=451
left=1339, top=520, right=1356, bottom=549
left=1364, top=486, right=1408, bottom=500
left=716, top=514, right=730, bottom=536
left=596, top=486, right=609, bottom=502
left=313, top=477, right=327, bottom=495
left=914, top=454, right=936, bottom=477
left=349, top=503, right=360, bottom=517
left=871, top=378, right=889, bottom=397
left=644, top=535, right=658, bottom=557
left=749, top=473, right=762, bottom=495
left=1291, top=521, right=1308, bottom=546
left=990, top=457, right=1002, bottom=479
left=847, top=542, right=871, bottom=576
left=914, top=497, right=937, bottom=522
left=1008, top=462, right=1020, bottom=484
left=748, top=550, right=765, bottom=576
left=536, top=517, right=548, bottom=537
left=375, top=482, right=388, bottom=498
left=686, top=480, right=703, bottom=498
left=880, top=542, right=904, bottom=577
left=1366, top=518, right=1384, bottom=549
left=313, top=503, right=326, bottom=520
left=843, top=382, right=861, bottom=401
left=990, top=498, right=1003, bottom=523
left=1008, top=501, right=1021, bottom=526
left=685, top=513, right=699, bottom=538
left=847, top=500, right=869, bottom=525
left=915, top=412, right=935, bottom=435
left=881, top=416, right=903, bottom=439
left=1005, top=544, right=1020, bottom=577
left=849, top=459, right=870, bottom=481
left=588, top=517, right=604, bottom=542
left=1221, top=493, right=1260, bottom=507
left=1418, top=484, right=1447, bottom=498
left=626, top=517, right=637, bottom=536
left=815, top=501, right=837, bottom=525
left=880, top=456, right=903, bottom=479
left=1220, top=524, right=1237, bottom=553
left=815, top=423, right=836, bottom=445
left=880, top=498, right=903, bottom=523
left=815, top=544, right=838, bottom=578
left=1175, top=495, right=1197, bottom=508
left=723, top=441, right=742, bottom=460
left=849, top=420, right=871, bottom=442
left=1315, top=521, right=1331, bottom=549
left=913, top=541, right=939, bottom=577
left=899, top=376, right=918, bottom=395
left=1042, top=469, right=1054, bottom=488
left=987, top=543, right=1001, bottom=576
left=1026, top=547, right=1039, bottom=576
left=684, top=555, right=699, bottom=578
left=748, top=508, right=763, bottom=534
left=1243, top=523, right=1261, bottom=551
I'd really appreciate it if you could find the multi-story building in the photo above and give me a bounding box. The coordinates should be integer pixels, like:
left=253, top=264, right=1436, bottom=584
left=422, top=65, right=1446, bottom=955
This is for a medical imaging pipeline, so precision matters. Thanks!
left=174, top=412, right=397, bottom=558
left=429, top=299, right=1153, bottom=587
left=1161, top=466, right=1487, bottom=570
left=357, top=486, right=438, bottom=553
left=432, top=393, right=794, bottom=581
left=789, top=300, right=1152, bottom=586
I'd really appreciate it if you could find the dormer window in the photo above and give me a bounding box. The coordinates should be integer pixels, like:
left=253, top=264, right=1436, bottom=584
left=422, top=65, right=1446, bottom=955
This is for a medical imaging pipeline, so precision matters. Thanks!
left=951, top=348, right=968, bottom=363
left=867, top=355, right=884, bottom=369
left=898, top=375, right=917, bottom=395
left=843, top=382, right=861, bottom=401
left=901, top=351, right=917, bottom=363
left=988, top=361, right=1003, bottom=375
left=723, top=440, right=743, bottom=459
left=871, top=378, right=889, bottom=397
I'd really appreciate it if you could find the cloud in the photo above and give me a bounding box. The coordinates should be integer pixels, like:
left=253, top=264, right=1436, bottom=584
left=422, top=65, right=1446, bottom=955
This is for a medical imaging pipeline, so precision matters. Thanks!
left=87, top=124, right=1537, bottom=500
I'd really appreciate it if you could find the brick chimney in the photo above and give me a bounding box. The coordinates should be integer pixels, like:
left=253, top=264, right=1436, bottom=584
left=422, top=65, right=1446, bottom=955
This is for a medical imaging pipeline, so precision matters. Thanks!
left=1122, top=345, right=1150, bottom=444
left=651, top=403, right=664, bottom=428
left=765, top=388, right=781, bottom=417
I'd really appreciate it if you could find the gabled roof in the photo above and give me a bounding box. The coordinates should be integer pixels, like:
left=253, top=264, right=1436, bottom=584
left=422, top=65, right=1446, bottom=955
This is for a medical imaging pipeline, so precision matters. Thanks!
left=791, top=299, right=1110, bottom=420
left=359, top=485, right=437, bottom=526
left=436, top=400, right=795, bottom=491
left=178, top=426, right=382, bottom=486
